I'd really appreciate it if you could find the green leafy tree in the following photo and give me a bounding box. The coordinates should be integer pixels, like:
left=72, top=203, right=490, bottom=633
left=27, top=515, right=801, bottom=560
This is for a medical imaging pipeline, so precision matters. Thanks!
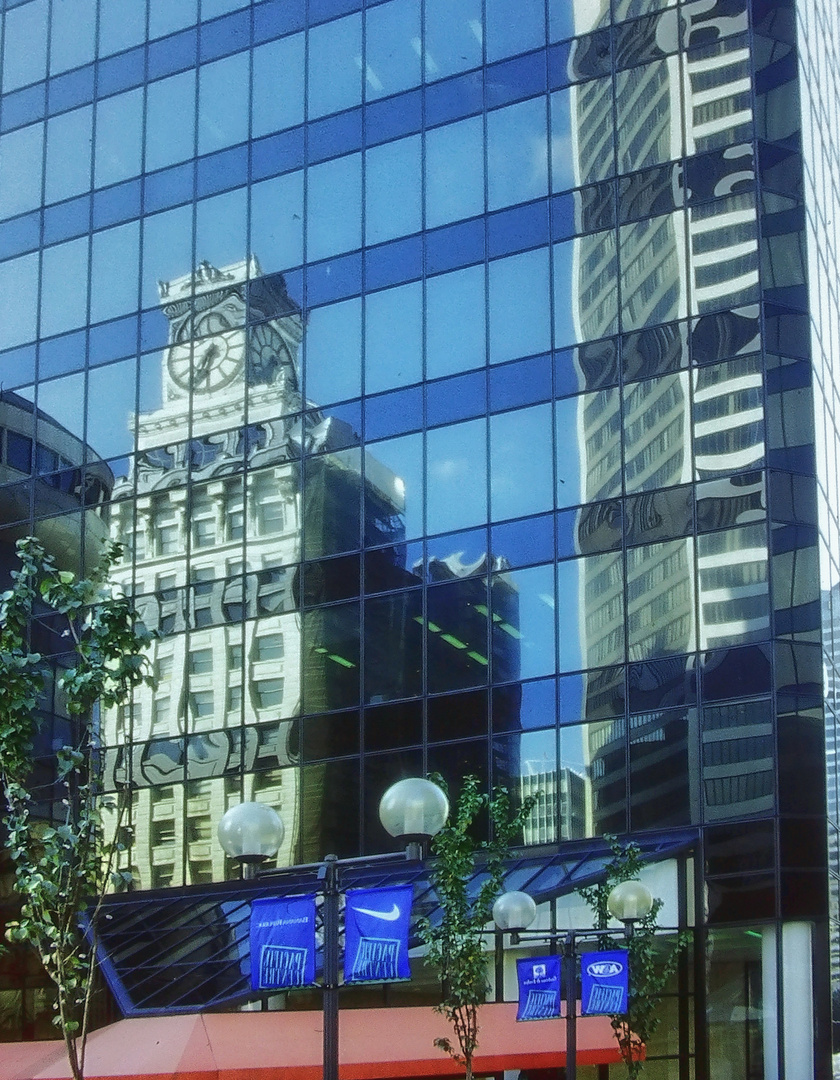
left=418, top=774, right=537, bottom=1080
left=579, top=836, right=691, bottom=1078
left=0, top=537, right=153, bottom=1080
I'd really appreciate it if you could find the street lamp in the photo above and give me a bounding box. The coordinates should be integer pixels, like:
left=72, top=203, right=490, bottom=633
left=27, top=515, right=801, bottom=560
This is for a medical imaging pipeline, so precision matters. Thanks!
left=494, top=879, right=653, bottom=1080
left=218, top=777, right=448, bottom=1080
left=217, top=801, right=284, bottom=879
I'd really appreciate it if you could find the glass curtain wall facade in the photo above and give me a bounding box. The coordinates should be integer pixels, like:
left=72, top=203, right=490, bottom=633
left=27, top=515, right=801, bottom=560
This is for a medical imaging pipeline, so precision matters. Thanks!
left=0, top=0, right=836, bottom=1073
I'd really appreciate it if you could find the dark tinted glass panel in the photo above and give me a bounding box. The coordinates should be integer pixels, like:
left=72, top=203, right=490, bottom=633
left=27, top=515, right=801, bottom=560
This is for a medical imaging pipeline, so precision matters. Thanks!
left=702, top=698, right=774, bottom=821
left=363, top=748, right=424, bottom=853
left=300, top=710, right=359, bottom=761
left=301, top=758, right=360, bottom=861
left=700, top=645, right=771, bottom=701
left=364, top=700, right=422, bottom=752
left=364, top=590, right=422, bottom=703
left=706, top=874, right=776, bottom=923
left=629, top=707, right=694, bottom=829
left=428, top=689, right=488, bottom=743
left=627, top=654, right=694, bottom=714
left=704, top=821, right=776, bottom=876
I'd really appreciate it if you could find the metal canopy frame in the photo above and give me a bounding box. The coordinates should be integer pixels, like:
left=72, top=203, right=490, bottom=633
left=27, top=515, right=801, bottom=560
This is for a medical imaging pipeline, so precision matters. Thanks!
left=86, top=829, right=697, bottom=1016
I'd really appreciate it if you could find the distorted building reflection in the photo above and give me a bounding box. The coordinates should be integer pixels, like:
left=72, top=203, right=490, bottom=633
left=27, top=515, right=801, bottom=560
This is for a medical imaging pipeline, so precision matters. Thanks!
left=101, top=258, right=524, bottom=883
left=559, top=0, right=772, bottom=839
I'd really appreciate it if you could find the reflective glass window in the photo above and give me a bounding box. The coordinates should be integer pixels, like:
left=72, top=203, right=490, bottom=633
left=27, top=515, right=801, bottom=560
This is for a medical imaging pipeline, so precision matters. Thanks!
left=550, top=87, right=577, bottom=194
left=90, top=222, right=141, bottom=326
left=86, top=359, right=137, bottom=460
left=619, top=216, right=684, bottom=331
left=365, top=135, right=421, bottom=246
left=95, top=90, right=144, bottom=189
left=142, top=204, right=195, bottom=310
left=37, top=372, right=85, bottom=446
left=697, top=524, right=770, bottom=649
left=486, top=0, right=545, bottom=62
left=627, top=538, right=695, bottom=661
left=307, top=153, right=362, bottom=262
left=549, top=0, right=609, bottom=41
left=493, top=563, right=556, bottom=680
left=99, top=0, right=147, bottom=57
left=490, top=404, right=554, bottom=522
left=307, top=14, right=363, bottom=121
left=50, top=0, right=96, bottom=75
left=45, top=106, right=93, bottom=205
left=145, top=71, right=198, bottom=173
left=616, top=61, right=676, bottom=174
left=488, top=248, right=551, bottom=365
left=693, top=356, right=764, bottom=478
left=623, top=373, right=690, bottom=494
left=365, top=590, right=422, bottom=703
left=0, top=124, right=44, bottom=221
left=568, top=77, right=615, bottom=182
left=425, top=116, right=484, bottom=229
left=364, top=0, right=421, bottom=101
left=40, top=238, right=89, bottom=339
left=2, top=0, right=48, bottom=93
left=557, top=551, right=624, bottom=672
left=426, top=264, right=486, bottom=380
left=250, top=172, right=305, bottom=274
left=364, top=282, right=422, bottom=394
left=304, top=297, right=362, bottom=406
left=149, top=0, right=198, bottom=39
left=198, top=52, right=250, bottom=155
left=702, top=698, right=774, bottom=821
left=365, top=432, right=422, bottom=543
left=629, top=707, right=695, bottom=829
left=559, top=719, right=627, bottom=838
left=0, top=254, right=39, bottom=349
left=555, top=388, right=621, bottom=507
left=252, top=34, right=305, bottom=138
left=487, top=98, right=549, bottom=211
left=554, top=232, right=618, bottom=346
left=424, top=0, right=483, bottom=82
left=202, top=0, right=249, bottom=19
left=195, top=188, right=247, bottom=270
left=426, top=419, right=487, bottom=535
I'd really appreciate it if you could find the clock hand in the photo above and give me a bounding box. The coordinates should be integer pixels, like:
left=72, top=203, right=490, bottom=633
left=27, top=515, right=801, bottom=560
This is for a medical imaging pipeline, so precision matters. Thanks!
left=191, top=342, right=219, bottom=387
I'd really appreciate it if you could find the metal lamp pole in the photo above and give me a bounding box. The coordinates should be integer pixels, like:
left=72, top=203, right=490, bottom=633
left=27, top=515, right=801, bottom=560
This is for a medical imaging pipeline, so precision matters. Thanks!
left=219, top=777, right=450, bottom=1080
left=493, top=881, right=654, bottom=1080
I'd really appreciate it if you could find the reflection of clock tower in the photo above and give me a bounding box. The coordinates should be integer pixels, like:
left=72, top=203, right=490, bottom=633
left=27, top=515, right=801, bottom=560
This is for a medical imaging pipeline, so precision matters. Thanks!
left=103, top=256, right=309, bottom=889
left=161, top=255, right=303, bottom=408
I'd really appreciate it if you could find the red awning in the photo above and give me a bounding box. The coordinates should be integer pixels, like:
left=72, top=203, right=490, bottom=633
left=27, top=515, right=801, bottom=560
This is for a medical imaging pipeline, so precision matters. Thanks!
left=0, top=1004, right=628, bottom=1080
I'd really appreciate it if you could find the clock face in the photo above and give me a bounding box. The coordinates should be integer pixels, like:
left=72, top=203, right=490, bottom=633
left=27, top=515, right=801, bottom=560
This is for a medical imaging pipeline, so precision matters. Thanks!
left=167, top=311, right=246, bottom=393
left=248, top=321, right=293, bottom=385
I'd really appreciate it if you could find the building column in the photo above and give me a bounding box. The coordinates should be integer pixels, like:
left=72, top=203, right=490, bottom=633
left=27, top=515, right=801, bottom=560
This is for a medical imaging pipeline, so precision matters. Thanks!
left=762, top=922, right=814, bottom=1080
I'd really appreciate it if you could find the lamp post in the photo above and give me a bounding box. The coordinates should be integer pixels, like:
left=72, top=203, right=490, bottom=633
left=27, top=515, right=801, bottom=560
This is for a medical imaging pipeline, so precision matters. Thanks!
left=493, top=879, right=654, bottom=1080
left=217, top=777, right=448, bottom=1080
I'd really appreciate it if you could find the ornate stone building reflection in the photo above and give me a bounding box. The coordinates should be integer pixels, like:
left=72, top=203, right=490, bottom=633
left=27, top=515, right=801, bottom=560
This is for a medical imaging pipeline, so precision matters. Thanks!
left=101, top=258, right=524, bottom=885
left=102, top=258, right=409, bottom=884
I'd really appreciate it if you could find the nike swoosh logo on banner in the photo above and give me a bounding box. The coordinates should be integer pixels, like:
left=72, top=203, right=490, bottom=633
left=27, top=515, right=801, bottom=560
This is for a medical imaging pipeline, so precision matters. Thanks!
left=354, top=903, right=401, bottom=921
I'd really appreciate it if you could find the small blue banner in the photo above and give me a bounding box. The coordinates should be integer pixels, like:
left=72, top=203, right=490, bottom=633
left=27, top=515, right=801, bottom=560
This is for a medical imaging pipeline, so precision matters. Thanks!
left=344, top=885, right=413, bottom=983
left=581, top=949, right=629, bottom=1015
left=250, top=895, right=316, bottom=990
left=516, top=955, right=562, bottom=1021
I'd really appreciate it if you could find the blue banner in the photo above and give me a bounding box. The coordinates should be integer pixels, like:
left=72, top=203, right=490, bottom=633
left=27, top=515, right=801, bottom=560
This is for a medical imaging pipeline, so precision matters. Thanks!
left=581, top=949, right=629, bottom=1015
left=250, top=895, right=316, bottom=990
left=344, top=885, right=413, bottom=983
left=516, top=955, right=562, bottom=1021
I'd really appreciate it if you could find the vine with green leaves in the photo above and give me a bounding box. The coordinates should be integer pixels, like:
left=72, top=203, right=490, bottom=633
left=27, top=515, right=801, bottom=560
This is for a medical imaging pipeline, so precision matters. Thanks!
left=417, top=774, right=538, bottom=1080
left=0, top=537, right=153, bottom=1080
left=579, top=836, right=691, bottom=1078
